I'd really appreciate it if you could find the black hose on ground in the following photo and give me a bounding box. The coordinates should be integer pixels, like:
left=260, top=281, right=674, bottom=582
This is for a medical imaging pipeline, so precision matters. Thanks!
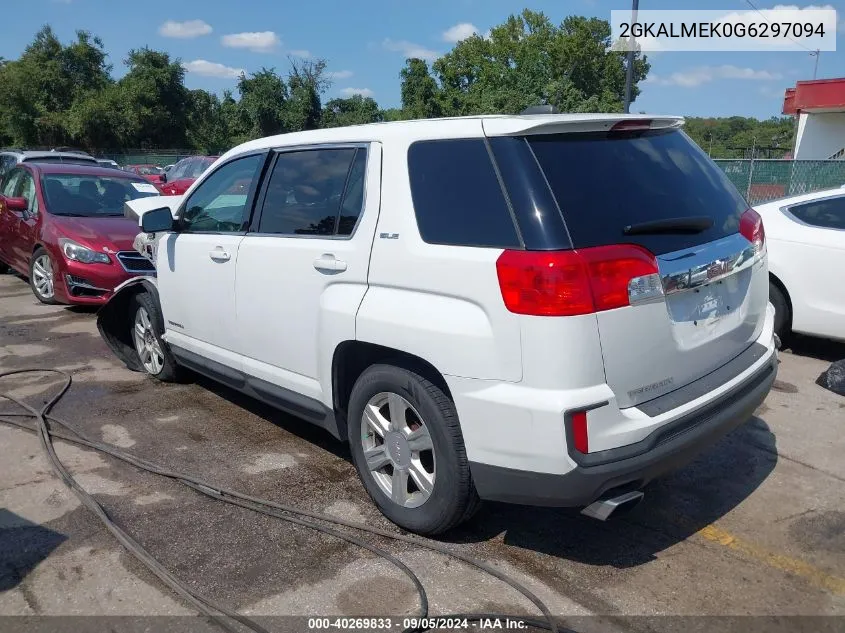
left=0, top=368, right=569, bottom=633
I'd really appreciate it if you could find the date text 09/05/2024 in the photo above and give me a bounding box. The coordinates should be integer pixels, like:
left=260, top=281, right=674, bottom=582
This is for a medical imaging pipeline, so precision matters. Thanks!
left=307, top=617, right=530, bottom=630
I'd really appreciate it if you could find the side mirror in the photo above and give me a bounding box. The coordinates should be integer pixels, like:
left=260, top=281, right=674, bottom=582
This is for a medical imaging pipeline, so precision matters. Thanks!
left=160, top=172, right=167, bottom=183
left=140, top=207, right=175, bottom=233
left=6, top=197, right=28, bottom=212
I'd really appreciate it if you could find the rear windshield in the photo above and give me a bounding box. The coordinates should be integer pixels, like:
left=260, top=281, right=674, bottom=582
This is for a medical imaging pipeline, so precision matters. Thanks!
left=41, top=174, right=160, bottom=217
left=528, top=129, right=747, bottom=255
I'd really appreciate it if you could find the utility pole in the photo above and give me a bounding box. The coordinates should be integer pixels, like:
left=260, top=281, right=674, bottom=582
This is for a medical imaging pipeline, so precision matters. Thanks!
left=623, top=0, right=640, bottom=113
left=811, top=49, right=820, bottom=79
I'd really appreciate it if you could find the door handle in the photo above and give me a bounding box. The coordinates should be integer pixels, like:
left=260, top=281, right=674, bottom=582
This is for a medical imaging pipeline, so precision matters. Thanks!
left=209, top=247, right=231, bottom=262
left=313, top=254, right=347, bottom=272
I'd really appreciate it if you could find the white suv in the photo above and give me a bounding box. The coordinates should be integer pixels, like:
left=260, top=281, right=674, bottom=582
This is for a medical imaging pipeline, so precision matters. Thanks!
left=98, top=113, right=777, bottom=535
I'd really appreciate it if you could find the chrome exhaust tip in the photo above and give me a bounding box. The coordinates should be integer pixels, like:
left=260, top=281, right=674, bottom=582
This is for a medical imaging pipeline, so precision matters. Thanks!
left=581, top=490, right=644, bottom=521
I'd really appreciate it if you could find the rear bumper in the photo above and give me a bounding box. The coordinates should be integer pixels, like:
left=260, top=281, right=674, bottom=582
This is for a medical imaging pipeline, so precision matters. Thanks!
left=469, top=352, right=776, bottom=507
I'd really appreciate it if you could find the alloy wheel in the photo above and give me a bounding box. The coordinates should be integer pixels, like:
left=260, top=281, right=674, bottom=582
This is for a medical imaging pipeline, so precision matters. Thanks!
left=32, top=254, right=54, bottom=299
left=361, top=392, right=436, bottom=508
left=132, top=306, right=164, bottom=375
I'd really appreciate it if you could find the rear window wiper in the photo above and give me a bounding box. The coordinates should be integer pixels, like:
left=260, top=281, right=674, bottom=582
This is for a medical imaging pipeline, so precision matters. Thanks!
left=623, top=216, right=713, bottom=235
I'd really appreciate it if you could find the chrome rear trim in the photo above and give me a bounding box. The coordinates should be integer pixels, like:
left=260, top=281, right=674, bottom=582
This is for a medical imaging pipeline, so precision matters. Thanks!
left=658, top=233, right=760, bottom=296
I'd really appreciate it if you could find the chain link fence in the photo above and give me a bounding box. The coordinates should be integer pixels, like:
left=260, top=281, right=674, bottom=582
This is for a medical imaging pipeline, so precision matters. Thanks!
left=714, top=159, right=845, bottom=205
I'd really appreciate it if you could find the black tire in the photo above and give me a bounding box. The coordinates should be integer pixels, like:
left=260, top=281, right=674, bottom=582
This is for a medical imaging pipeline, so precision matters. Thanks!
left=347, top=364, right=480, bottom=535
left=0, top=258, right=9, bottom=273
left=29, top=247, right=59, bottom=304
left=769, top=281, right=791, bottom=343
left=128, top=291, right=181, bottom=382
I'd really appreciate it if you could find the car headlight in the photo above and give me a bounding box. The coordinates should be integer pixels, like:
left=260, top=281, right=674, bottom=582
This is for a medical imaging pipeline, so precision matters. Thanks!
left=58, top=238, right=111, bottom=264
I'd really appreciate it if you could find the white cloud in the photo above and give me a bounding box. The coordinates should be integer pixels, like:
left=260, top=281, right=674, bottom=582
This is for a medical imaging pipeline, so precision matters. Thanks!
left=383, top=38, right=438, bottom=61
left=159, top=20, right=212, bottom=39
left=288, top=49, right=312, bottom=58
left=760, top=85, right=787, bottom=99
left=326, top=70, right=353, bottom=80
left=183, top=59, right=244, bottom=79
left=645, top=65, right=782, bottom=88
left=222, top=31, right=281, bottom=53
left=442, top=22, right=479, bottom=43
left=339, top=87, right=374, bottom=97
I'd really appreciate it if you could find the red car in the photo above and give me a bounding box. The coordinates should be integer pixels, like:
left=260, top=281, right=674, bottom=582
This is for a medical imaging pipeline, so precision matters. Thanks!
left=158, top=155, right=218, bottom=196
left=125, top=164, right=166, bottom=186
left=0, top=163, right=160, bottom=305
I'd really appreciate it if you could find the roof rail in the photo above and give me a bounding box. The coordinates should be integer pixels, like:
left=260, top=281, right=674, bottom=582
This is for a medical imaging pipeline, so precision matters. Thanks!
left=521, top=105, right=560, bottom=115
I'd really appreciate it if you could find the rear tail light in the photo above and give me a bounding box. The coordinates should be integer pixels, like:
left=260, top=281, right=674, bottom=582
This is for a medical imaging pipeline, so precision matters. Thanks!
left=496, top=244, right=660, bottom=316
left=571, top=410, right=589, bottom=453
left=739, top=208, right=765, bottom=256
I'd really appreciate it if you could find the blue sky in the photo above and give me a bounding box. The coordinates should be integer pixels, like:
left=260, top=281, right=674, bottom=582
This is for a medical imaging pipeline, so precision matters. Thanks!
left=2, top=0, right=843, bottom=118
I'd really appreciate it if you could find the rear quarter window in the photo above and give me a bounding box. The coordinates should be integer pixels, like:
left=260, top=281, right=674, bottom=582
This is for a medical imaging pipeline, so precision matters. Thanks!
left=407, top=139, right=521, bottom=249
left=528, top=129, right=748, bottom=255
left=787, top=194, right=845, bottom=230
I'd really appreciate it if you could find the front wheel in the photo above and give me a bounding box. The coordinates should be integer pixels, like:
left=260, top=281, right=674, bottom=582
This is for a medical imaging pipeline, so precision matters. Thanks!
left=29, top=247, right=59, bottom=304
left=129, top=292, right=180, bottom=382
left=347, top=364, right=480, bottom=535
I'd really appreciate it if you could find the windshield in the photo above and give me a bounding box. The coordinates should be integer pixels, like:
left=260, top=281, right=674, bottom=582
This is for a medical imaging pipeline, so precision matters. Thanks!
left=41, top=174, right=160, bottom=217
left=136, top=165, right=163, bottom=175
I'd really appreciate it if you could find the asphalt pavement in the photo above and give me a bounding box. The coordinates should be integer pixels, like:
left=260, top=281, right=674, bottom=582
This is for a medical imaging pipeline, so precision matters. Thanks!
left=1, top=271, right=844, bottom=632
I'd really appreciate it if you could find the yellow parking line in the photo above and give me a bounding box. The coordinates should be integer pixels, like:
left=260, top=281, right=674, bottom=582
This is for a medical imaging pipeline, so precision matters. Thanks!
left=697, top=523, right=845, bottom=596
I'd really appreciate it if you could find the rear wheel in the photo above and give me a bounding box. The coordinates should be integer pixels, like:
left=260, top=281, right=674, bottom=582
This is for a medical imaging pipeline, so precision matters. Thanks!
left=29, top=247, right=59, bottom=304
left=347, top=364, right=480, bottom=535
left=130, top=292, right=180, bottom=382
left=769, top=281, right=791, bottom=343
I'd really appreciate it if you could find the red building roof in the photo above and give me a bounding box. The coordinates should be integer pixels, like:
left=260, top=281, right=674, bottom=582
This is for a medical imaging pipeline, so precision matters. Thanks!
left=783, top=78, right=845, bottom=115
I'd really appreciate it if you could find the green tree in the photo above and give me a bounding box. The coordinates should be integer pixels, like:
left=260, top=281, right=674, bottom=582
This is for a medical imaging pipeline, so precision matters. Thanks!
left=118, top=48, right=189, bottom=148
left=238, top=68, right=288, bottom=137
left=186, top=89, right=231, bottom=153
left=381, top=107, right=406, bottom=122
left=400, top=58, right=441, bottom=119
left=0, top=26, right=112, bottom=146
left=285, top=58, right=328, bottom=131
left=683, top=116, right=796, bottom=158
left=411, top=9, right=649, bottom=117
left=65, top=83, right=130, bottom=148
left=322, top=94, right=382, bottom=128
left=219, top=89, right=251, bottom=146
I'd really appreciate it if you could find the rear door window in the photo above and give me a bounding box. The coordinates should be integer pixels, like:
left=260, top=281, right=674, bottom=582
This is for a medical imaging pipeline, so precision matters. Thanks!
left=787, top=194, right=845, bottom=230
left=256, top=147, right=360, bottom=236
left=528, top=129, right=748, bottom=255
left=407, top=139, right=520, bottom=248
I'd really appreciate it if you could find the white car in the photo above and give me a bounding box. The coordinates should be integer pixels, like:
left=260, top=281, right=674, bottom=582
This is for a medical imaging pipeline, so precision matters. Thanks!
left=97, top=113, right=777, bottom=535
left=755, top=189, right=845, bottom=342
